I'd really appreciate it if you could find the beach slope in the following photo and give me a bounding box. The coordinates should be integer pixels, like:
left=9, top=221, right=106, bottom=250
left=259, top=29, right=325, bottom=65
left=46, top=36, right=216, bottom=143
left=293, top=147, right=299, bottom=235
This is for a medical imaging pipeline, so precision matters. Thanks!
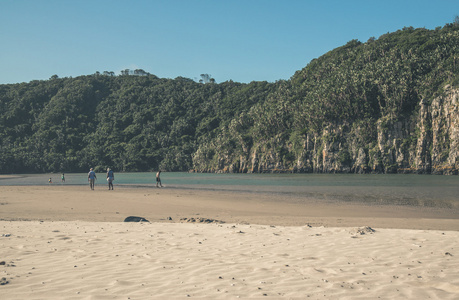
left=1, top=185, right=459, bottom=299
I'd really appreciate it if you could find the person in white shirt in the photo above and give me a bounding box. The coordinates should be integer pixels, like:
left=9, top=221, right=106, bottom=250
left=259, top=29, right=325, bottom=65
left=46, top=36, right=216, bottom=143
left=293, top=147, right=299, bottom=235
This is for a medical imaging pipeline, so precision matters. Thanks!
left=88, top=168, right=97, bottom=190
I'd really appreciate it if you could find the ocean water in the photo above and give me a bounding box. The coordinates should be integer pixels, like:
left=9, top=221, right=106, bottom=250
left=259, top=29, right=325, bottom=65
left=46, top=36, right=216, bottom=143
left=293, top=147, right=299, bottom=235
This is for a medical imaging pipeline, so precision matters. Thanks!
left=1, top=172, right=458, bottom=209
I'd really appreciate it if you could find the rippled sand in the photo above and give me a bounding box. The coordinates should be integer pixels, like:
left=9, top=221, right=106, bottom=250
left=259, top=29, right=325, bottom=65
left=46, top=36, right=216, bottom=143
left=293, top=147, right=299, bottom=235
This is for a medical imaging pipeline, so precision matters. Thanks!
left=1, top=185, right=458, bottom=299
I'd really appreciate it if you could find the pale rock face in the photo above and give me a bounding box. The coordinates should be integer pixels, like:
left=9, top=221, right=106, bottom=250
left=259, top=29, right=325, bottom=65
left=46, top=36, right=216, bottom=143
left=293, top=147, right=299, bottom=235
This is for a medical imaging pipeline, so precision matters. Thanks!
left=415, top=99, right=432, bottom=173
left=429, top=86, right=459, bottom=174
left=354, top=147, right=367, bottom=174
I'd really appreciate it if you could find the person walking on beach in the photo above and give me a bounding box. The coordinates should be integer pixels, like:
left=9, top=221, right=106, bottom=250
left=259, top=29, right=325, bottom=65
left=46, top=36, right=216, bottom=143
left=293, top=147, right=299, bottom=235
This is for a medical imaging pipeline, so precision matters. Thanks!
left=107, top=168, right=114, bottom=190
left=156, top=170, right=163, bottom=188
left=61, top=173, right=65, bottom=183
left=88, top=168, right=97, bottom=190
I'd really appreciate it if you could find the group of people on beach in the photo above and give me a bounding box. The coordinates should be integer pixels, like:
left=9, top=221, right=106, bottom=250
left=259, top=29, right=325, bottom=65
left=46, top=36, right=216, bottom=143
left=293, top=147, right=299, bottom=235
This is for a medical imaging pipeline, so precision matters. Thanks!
left=48, top=174, right=65, bottom=184
left=47, top=169, right=162, bottom=190
left=87, top=168, right=162, bottom=190
left=87, top=168, right=113, bottom=190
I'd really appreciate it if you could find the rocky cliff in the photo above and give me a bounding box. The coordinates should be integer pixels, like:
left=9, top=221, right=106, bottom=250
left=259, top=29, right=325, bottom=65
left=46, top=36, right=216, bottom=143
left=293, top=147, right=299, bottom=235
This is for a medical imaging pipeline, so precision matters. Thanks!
left=192, top=87, right=459, bottom=174
left=192, top=25, right=459, bottom=174
left=429, top=86, right=459, bottom=174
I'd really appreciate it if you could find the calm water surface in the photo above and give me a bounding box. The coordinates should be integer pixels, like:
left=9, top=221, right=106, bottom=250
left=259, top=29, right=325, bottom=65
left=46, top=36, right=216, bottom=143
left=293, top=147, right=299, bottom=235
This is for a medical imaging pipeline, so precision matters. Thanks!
left=1, top=172, right=458, bottom=208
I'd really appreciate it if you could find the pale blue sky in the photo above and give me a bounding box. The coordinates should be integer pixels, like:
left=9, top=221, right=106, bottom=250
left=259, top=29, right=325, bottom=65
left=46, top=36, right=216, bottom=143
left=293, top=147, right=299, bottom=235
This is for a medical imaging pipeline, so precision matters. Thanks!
left=1, top=0, right=458, bottom=84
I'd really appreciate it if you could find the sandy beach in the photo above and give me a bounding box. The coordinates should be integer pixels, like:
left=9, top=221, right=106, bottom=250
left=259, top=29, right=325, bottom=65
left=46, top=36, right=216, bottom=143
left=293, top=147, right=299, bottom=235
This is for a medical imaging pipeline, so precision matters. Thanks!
left=1, top=185, right=459, bottom=299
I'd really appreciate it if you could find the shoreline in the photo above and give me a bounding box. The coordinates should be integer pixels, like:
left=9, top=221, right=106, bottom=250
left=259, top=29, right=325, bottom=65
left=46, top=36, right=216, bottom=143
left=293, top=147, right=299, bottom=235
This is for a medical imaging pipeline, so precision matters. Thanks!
left=1, top=185, right=458, bottom=230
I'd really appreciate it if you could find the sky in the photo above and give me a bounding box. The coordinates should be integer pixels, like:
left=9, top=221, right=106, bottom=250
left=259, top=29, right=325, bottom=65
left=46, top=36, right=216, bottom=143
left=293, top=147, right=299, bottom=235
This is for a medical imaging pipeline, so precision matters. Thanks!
left=1, top=0, right=458, bottom=84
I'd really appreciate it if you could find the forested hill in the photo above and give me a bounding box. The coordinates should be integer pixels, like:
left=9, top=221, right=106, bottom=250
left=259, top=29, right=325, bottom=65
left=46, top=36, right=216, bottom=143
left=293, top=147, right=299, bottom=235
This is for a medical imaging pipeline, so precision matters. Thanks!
left=1, top=24, right=459, bottom=174
left=0, top=75, right=278, bottom=173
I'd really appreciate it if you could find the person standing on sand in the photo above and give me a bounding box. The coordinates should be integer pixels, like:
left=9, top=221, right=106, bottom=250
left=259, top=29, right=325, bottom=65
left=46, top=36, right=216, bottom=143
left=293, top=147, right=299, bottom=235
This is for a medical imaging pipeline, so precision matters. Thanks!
left=106, top=168, right=114, bottom=190
left=88, top=168, right=97, bottom=190
left=61, top=173, right=65, bottom=183
left=156, top=170, right=163, bottom=188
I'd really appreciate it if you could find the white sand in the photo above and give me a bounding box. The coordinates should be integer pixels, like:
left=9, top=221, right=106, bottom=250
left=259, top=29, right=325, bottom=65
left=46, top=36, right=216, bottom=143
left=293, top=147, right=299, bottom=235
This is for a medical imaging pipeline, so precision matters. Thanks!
left=1, top=185, right=458, bottom=299
left=1, top=221, right=459, bottom=299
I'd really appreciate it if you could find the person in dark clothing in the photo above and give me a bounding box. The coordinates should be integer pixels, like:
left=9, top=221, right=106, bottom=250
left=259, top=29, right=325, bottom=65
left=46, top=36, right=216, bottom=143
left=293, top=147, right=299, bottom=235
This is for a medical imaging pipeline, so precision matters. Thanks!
left=156, top=171, right=163, bottom=188
left=107, top=168, right=114, bottom=190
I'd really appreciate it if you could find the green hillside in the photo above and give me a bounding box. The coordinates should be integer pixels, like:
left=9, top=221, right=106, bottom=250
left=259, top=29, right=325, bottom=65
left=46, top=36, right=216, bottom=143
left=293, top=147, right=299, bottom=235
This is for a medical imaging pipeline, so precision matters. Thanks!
left=194, top=25, right=459, bottom=174
left=0, top=74, right=276, bottom=173
left=1, top=24, right=458, bottom=174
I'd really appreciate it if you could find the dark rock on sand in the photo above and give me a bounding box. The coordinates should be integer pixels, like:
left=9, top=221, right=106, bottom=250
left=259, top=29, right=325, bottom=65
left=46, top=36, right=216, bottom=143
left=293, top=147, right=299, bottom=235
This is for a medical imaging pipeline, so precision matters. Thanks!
left=356, top=226, right=376, bottom=235
left=349, top=226, right=376, bottom=236
left=180, top=217, right=225, bottom=224
left=123, top=216, right=150, bottom=222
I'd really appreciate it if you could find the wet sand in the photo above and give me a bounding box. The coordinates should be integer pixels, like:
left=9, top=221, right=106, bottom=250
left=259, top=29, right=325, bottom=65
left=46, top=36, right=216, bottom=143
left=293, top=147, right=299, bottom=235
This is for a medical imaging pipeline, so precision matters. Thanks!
left=0, top=185, right=458, bottom=230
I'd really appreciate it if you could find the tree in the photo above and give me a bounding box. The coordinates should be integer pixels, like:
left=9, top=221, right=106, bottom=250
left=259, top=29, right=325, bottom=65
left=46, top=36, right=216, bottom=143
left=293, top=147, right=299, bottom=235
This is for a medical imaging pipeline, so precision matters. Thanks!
left=134, top=69, right=149, bottom=76
left=199, top=74, right=215, bottom=84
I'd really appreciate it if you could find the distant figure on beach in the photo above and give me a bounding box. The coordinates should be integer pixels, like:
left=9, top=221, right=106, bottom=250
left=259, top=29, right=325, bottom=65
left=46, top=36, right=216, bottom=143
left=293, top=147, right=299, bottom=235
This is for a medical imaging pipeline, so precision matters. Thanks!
left=88, top=168, right=97, bottom=190
left=48, top=178, right=52, bottom=184
left=106, top=168, right=114, bottom=190
left=156, top=171, right=163, bottom=188
left=61, top=173, right=65, bottom=182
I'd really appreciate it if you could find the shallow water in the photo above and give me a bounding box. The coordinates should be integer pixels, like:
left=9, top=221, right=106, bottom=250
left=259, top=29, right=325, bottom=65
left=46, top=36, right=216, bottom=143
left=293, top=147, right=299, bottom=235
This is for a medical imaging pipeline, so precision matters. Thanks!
left=1, top=172, right=458, bottom=209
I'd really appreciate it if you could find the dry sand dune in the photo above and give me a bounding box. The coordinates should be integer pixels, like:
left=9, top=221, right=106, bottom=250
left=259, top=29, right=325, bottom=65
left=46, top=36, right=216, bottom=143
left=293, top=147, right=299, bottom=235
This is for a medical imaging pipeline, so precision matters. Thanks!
left=1, top=185, right=459, bottom=299
left=1, top=221, right=458, bottom=299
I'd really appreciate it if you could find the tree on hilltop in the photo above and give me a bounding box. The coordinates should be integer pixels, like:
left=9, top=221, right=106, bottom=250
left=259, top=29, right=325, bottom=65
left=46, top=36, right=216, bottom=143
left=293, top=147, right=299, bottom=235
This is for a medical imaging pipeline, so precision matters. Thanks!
left=199, top=74, right=215, bottom=84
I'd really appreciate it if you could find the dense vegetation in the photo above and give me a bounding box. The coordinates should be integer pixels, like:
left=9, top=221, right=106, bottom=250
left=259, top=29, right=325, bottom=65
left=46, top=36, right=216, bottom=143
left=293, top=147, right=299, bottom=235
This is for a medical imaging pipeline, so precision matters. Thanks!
left=194, top=25, right=459, bottom=173
left=0, top=73, right=277, bottom=172
left=0, top=23, right=458, bottom=174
